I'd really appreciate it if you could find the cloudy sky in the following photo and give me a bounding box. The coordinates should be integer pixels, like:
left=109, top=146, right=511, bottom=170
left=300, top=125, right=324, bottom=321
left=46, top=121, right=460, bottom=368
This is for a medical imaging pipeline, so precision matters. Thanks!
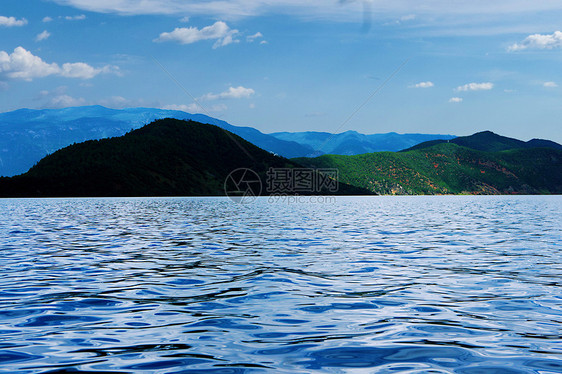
left=1, top=0, right=562, bottom=141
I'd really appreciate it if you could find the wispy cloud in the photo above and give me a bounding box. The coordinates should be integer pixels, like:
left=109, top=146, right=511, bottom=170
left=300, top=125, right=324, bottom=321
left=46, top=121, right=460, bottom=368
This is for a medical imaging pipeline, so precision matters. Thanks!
left=456, top=82, right=494, bottom=92
left=37, top=88, right=155, bottom=109
left=449, top=97, right=463, bottom=103
left=201, top=86, right=255, bottom=100
left=36, top=30, right=51, bottom=42
left=37, top=87, right=86, bottom=108
left=47, top=94, right=86, bottom=108
left=543, top=81, right=558, bottom=88
left=162, top=104, right=199, bottom=112
left=246, top=32, right=263, bottom=42
left=64, top=14, right=86, bottom=20
left=154, top=21, right=239, bottom=48
left=411, top=81, right=434, bottom=88
left=162, top=103, right=227, bottom=113
left=44, top=0, right=562, bottom=39
left=0, top=16, right=27, bottom=27
left=96, top=96, right=155, bottom=109
left=42, top=16, right=53, bottom=22
left=0, top=46, right=119, bottom=81
left=48, top=0, right=562, bottom=19
left=163, top=87, right=255, bottom=113
left=508, top=31, right=562, bottom=51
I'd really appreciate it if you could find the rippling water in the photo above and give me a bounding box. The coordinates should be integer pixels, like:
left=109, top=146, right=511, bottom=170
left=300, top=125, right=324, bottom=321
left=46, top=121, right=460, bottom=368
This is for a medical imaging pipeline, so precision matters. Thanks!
left=0, top=196, right=561, bottom=373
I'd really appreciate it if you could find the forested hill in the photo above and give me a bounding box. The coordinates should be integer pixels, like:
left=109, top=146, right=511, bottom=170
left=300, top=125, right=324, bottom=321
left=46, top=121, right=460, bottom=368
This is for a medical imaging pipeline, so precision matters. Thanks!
left=403, top=130, right=562, bottom=153
left=0, top=118, right=367, bottom=197
left=296, top=141, right=562, bottom=195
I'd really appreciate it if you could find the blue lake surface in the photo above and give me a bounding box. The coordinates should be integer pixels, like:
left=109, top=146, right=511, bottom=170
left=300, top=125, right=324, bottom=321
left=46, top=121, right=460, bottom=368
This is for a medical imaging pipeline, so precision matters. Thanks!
left=0, top=196, right=561, bottom=373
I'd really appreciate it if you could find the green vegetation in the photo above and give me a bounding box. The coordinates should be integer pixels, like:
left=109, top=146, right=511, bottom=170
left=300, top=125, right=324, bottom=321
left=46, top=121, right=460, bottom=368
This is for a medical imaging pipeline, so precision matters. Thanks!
left=0, top=121, right=559, bottom=197
left=403, top=130, right=562, bottom=153
left=296, top=142, right=562, bottom=195
left=0, top=118, right=368, bottom=197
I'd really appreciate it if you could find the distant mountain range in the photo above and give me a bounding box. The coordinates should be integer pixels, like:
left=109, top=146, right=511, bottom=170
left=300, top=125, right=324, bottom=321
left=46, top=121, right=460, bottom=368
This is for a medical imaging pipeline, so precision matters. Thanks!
left=0, top=118, right=368, bottom=197
left=0, top=106, right=312, bottom=177
left=296, top=131, right=562, bottom=195
left=0, top=105, right=456, bottom=177
left=270, top=131, right=456, bottom=155
left=0, top=121, right=560, bottom=197
left=1, top=107, right=560, bottom=196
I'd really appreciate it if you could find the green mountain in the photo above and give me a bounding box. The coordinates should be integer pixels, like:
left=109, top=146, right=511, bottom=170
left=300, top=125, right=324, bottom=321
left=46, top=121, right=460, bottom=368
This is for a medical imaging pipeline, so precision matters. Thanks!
left=295, top=141, right=562, bottom=195
left=403, top=130, right=562, bottom=153
left=2, top=123, right=558, bottom=197
left=0, top=118, right=367, bottom=197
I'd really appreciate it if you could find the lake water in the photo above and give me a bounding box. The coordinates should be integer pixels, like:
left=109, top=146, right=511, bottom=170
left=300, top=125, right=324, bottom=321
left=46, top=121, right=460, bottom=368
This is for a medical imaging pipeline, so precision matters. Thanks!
left=0, top=196, right=561, bottom=373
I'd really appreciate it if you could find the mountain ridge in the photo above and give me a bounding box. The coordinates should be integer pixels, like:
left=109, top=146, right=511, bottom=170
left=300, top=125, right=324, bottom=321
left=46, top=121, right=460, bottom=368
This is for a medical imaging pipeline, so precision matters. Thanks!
left=0, top=106, right=314, bottom=177
left=0, top=118, right=369, bottom=197
left=270, top=130, right=457, bottom=155
left=403, top=130, right=562, bottom=153
left=295, top=140, right=562, bottom=195
left=1, top=105, right=459, bottom=177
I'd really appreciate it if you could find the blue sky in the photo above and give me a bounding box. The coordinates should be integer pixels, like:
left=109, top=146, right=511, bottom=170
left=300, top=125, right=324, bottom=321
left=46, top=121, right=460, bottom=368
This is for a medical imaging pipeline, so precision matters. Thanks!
left=1, top=0, right=562, bottom=142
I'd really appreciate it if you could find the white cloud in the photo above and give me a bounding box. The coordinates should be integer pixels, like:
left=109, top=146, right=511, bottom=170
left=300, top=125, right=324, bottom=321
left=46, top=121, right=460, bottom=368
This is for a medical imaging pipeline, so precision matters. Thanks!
left=162, top=103, right=199, bottom=112
left=508, top=31, right=562, bottom=51
left=0, top=16, right=28, bottom=27
left=36, top=30, right=51, bottom=42
left=162, top=103, right=227, bottom=113
left=260, top=40, right=268, bottom=45
left=180, top=16, right=190, bottom=22
left=37, top=87, right=86, bottom=108
left=61, top=62, right=101, bottom=79
left=411, top=81, right=434, bottom=88
left=201, top=86, right=255, bottom=100
left=64, top=14, right=86, bottom=20
left=0, top=47, right=118, bottom=81
left=449, top=97, right=463, bottom=103
left=42, top=16, right=53, bottom=22
left=0, top=47, right=60, bottom=80
left=47, top=0, right=562, bottom=20
left=543, top=81, right=558, bottom=88
left=35, top=89, right=157, bottom=109
left=154, top=21, right=239, bottom=48
left=48, top=94, right=86, bottom=108
left=160, top=103, right=195, bottom=112
left=96, top=96, right=146, bottom=108
left=456, top=82, right=494, bottom=91
left=246, top=32, right=263, bottom=42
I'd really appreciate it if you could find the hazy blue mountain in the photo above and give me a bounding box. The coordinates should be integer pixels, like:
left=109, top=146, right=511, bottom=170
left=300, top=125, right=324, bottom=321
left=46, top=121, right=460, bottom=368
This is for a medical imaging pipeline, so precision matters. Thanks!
left=270, top=130, right=457, bottom=156
left=0, top=106, right=314, bottom=176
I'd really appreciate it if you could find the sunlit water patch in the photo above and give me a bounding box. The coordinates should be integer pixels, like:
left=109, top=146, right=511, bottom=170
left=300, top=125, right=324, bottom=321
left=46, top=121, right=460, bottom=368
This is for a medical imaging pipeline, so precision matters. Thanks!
left=0, top=196, right=560, bottom=373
